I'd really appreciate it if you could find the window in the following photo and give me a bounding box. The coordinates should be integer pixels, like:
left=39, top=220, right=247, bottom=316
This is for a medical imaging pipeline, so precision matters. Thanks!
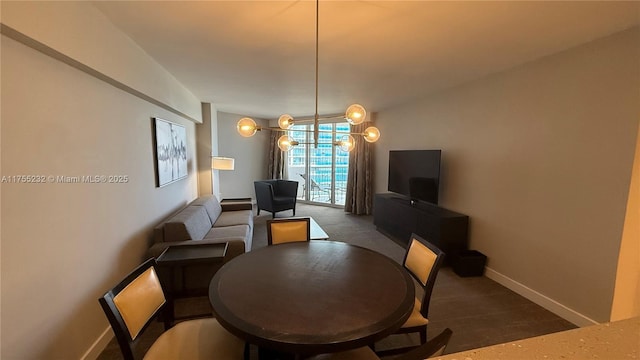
left=286, top=122, right=350, bottom=206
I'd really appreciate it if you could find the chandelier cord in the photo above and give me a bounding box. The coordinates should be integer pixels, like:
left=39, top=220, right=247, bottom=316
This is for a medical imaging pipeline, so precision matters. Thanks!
left=236, top=0, right=380, bottom=150
left=314, top=0, right=320, bottom=146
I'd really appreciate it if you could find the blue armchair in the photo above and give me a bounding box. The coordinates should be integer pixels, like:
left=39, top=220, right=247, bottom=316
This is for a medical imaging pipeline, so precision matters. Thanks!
left=254, top=180, right=299, bottom=218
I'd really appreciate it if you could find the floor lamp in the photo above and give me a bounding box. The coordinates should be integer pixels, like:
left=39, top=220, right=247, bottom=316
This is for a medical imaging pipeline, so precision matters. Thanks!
left=212, top=156, right=235, bottom=199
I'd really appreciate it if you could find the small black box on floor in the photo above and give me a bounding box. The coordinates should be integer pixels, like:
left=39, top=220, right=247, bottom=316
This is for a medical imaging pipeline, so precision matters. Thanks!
left=453, top=250, right=487, bottom=277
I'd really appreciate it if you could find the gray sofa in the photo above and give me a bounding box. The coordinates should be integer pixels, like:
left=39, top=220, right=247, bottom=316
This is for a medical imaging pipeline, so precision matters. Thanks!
left=149, top=194, right=253, bottom=259
left=148, top=195, right=253, bottom=291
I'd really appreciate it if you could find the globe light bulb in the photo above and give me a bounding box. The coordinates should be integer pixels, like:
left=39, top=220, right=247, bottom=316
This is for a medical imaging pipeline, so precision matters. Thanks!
left=237, top=117, right=258, bottom=137
left=345, top=104, right=366, bottom=125
left=278, top=114, right=294, bottom=130
left=363, top=126, right=380, bottom=143
left=337, top=134, right=356, bottom=152
left=277, top=134, right=298, bottom=152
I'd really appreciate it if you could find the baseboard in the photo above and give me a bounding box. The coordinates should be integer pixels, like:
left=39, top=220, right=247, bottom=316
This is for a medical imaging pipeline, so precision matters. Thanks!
left=80, top=326, right=113, bottom=360
left=484, top=267, right=598, bottom=327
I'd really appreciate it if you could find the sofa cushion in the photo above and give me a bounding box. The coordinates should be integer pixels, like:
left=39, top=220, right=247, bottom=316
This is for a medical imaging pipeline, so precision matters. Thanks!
left=164, top=206, right=212, bottom=242
left=205, top=225, right=252, bottom=251
left=191, top=195, right=223, bottom=225
left=214, top=210, right=253, bottom=228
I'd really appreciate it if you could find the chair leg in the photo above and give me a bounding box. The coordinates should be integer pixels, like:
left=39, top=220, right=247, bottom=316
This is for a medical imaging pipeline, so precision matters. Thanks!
left=257, top=209, right=261, bottom=215
left=420, top=327, right=427, bottom=344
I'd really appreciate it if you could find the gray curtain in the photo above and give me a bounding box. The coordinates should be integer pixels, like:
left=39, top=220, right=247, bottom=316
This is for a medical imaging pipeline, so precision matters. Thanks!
left=268, top=130, right=287, bottom=179
left=344, top=123, right=374, bottom=215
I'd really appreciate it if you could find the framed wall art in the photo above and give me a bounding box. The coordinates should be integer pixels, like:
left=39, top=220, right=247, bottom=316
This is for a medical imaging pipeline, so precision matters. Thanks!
left=153, top=117, right=188, bottom=187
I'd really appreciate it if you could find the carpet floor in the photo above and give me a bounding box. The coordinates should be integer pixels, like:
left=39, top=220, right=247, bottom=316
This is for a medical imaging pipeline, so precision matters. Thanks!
left=97, top=203, right=575, bottom=359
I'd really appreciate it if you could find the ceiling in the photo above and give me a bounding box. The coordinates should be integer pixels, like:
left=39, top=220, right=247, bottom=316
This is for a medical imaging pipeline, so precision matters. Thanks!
left=93, top=1, right=640, bottom=120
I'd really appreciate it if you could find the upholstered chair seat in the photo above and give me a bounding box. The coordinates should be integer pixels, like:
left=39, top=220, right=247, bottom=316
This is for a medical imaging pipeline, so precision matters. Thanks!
left=143, top=318, right=243, bottom=359
left=99, top=259, right=245, bottom=360
left=403, top=298, right=429, bottom=328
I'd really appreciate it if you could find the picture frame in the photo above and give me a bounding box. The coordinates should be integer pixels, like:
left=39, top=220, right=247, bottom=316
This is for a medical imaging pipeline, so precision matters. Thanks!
left=153, top=117, right=188, bottom=187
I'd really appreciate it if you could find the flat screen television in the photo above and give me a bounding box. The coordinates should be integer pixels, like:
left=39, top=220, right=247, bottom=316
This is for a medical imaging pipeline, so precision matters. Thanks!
left=388, top=150, right=441, bottom=204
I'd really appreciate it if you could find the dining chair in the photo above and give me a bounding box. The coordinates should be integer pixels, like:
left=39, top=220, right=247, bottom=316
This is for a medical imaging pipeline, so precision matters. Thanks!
left=266, top=217, right=311, bottom=245
left=376, top=233, right=446, bottom=356
left=98, top=258, right=245, bottom=360
left=308, top=328, right=453, bottom=360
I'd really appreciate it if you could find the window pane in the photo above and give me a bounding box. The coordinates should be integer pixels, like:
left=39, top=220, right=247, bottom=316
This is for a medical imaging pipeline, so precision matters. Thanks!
left=285, top=122, right=350, bottom=206
left=286, top=125, right=306, bottom=199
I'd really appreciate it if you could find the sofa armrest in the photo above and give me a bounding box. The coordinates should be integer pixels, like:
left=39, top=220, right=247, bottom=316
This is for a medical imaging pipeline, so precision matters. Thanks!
left=221, top=198, right=253, bottom=211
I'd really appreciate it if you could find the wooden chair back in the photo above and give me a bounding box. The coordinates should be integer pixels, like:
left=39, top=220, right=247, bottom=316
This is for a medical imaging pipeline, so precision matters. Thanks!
left=403, top=234, right=446, bottom=319
left=99, top=259, right=166, bottom=360
left=267, top=217, right=311, bottom=245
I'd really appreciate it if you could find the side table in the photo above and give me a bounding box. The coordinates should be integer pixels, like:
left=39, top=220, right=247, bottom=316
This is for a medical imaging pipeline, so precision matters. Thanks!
left=220, top=197, right=253, bottom=211
left=156, top=243, right=228, bottom=326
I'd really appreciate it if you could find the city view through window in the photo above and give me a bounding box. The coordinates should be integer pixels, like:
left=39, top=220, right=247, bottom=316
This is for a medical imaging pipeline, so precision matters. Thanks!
left=286, top=122, right=350, bottom=206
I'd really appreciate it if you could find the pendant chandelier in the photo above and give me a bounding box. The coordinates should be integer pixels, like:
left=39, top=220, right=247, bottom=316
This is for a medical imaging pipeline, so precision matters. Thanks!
left=236, top=0, right=380, bottom=152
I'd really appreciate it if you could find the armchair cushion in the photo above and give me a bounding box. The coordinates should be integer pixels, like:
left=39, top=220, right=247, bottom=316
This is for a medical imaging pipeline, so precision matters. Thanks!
left=272, top=196, right=295, bottom=205
left=273, top=179, right=298, bottom=197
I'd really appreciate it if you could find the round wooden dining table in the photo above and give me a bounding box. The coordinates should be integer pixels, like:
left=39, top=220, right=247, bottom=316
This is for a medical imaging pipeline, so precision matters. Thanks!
left=208, top=240, right=415, bottom=356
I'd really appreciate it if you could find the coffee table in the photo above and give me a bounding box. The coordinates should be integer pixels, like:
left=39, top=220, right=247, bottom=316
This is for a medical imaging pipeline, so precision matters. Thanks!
left=209, top=241, right=415, bottom=356
left=308, top=217, right=329, bottom=240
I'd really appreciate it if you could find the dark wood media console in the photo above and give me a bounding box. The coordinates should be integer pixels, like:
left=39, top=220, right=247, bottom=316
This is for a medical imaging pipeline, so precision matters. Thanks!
left=373, top=193, right=469, bottom=265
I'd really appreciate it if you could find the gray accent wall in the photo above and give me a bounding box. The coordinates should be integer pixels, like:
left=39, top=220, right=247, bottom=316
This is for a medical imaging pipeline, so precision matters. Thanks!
left=216, top=111, right=270, bottom=201
left=374, top=27, right=640, bottom=323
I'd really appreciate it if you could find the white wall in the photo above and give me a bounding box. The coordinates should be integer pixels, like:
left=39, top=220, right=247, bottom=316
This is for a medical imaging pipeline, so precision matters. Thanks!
left=197, top=102, right=215, bottom=196
left=216, top=112, right=269, bottom=200
left=374, top=28, right=639, bottom=324
left=1, top=3, right=202, bottom=359
left=0, top=1, right=202, bottom=122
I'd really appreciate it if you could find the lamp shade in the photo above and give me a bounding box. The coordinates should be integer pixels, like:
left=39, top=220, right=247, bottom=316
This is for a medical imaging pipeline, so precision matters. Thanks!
left=363, top=126, right=380, bottom=143
left=278, top=135, right=300, bottom=151
left=278, top=114, right=294, bottom=130
left=337, top=134, right=356, bottom=152
left=345, top=104, right=366, bottom=125
left=212, top=156, right=235, bottom=170
left=277, top=134, right=298, bottom=152
left=237, top=117, right=258, bottom=137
